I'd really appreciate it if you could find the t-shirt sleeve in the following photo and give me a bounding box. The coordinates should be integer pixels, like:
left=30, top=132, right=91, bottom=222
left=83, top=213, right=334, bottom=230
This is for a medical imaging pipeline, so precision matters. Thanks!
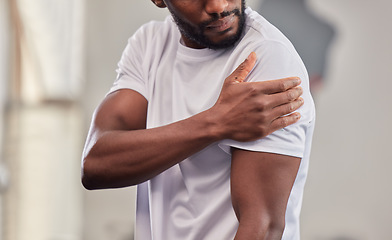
left=219, top=40, right=315, bottom=158
left=108, top=26, right=149, bottom=100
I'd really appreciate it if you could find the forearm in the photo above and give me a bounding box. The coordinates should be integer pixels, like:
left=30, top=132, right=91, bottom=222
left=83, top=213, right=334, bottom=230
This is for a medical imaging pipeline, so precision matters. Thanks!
left=82, top=109, right=219, bottom=189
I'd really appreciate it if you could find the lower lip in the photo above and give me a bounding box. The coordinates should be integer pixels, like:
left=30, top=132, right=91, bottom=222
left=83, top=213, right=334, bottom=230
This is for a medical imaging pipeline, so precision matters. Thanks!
left=206, top=15, right=236, bottom=32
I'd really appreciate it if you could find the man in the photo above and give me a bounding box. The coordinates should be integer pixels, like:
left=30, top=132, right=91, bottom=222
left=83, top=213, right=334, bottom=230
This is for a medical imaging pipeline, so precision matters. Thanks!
left=82, top=0, right=315, bottom=239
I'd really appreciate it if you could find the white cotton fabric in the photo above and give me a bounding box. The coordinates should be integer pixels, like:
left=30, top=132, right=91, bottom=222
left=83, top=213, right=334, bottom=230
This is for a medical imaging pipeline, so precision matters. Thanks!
left=110, top=8, right=315, bottom=240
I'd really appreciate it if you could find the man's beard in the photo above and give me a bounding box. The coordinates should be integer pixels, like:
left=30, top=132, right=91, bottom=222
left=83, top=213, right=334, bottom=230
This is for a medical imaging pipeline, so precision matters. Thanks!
left=171, top=1, right=246, bottom=50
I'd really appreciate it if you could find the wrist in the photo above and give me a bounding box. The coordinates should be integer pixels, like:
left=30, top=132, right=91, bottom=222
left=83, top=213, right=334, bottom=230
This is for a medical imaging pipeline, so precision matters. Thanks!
left=193, top=108, right=226, bottom=142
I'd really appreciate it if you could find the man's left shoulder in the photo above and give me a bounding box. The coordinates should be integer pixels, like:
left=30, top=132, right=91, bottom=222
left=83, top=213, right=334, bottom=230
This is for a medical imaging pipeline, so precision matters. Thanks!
left=243, top=8, right=289, bottom=46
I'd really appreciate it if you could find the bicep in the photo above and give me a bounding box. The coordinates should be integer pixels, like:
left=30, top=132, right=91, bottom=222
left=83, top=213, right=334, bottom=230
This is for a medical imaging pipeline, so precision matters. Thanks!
left=83, top=89, right=147, bottom=155
left=94, top=89, right=148, bottom=132
left=230, top=148, right=300, bottom=228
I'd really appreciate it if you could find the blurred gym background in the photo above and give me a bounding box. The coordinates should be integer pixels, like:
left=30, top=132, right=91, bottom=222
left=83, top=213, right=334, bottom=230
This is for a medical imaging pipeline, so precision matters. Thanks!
left=0, top=0, right=391, bottom=239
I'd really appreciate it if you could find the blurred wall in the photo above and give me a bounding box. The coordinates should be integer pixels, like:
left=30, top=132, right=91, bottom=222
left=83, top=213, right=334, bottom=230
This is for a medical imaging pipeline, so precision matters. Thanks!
left=0, top=0, right=10, bottom=237
left=0, top=0, right=10, bottom=138
left=301, top=1, right=392, bottom=239
left=2, top=1, right=85, bottom=239
left=82, top=0, right=392, bottom=239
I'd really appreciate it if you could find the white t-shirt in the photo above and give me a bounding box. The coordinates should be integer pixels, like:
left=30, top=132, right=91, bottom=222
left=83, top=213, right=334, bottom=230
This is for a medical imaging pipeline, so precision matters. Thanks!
left=110, top=8, right=315, bottom=240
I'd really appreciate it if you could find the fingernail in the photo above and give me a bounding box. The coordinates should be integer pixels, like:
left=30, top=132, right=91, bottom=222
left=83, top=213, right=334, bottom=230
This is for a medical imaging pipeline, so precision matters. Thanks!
left=247, top=52, right=255, bottom=61
left=298, top=86, right=303, bottom=94
left=291, top=77, right=300, bottom=84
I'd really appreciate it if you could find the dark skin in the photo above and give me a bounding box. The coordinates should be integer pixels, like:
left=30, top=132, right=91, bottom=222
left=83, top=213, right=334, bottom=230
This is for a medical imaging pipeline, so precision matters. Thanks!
left=82, top=0, right=303, bottom=239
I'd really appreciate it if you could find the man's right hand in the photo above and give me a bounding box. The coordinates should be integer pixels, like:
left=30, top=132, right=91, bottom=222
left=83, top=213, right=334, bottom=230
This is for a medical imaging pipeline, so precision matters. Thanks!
left=208, top=52, right=304, bottom=142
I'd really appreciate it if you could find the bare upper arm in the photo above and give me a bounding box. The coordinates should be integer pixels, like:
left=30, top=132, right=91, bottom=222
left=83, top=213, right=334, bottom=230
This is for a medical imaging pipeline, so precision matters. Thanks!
left=93, top=89, right=148, bottom=132
left=81, top=89, right=148, bottom=188
left=230, top=148, right=300, bottom=238
left=83, top=89, right=148, bottom=157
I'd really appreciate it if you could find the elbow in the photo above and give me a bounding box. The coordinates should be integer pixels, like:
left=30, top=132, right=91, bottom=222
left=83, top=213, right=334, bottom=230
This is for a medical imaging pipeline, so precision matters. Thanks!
left=264, top=220, right=285, bottom=240
left=236, top=215, right=286, bottom=240
left=81, top=173, right=95, bottom=191
left=253, top=219, right=285, bottom=240
left=81, top=157, right=101, bottom=190
left=254, top=217, right=285, bottom=240
left=81, top=155, right=141, bottom=189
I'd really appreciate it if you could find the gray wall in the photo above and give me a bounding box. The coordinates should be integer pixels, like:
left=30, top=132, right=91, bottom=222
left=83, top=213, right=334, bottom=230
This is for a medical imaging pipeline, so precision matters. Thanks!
left=0, top=0, right=10, bottom=237
left=0, top=0, right=10, bottom=137
left=301, top=1, right=392, bottom=239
